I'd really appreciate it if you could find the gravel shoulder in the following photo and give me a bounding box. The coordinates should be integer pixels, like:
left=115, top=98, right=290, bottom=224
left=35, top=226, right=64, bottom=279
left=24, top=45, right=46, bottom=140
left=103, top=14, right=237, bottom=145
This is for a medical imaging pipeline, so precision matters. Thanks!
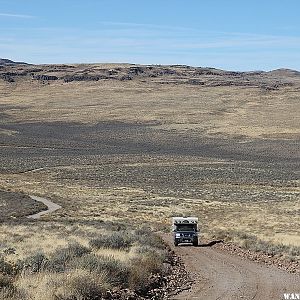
left=162, top=234, right=300, bottom=300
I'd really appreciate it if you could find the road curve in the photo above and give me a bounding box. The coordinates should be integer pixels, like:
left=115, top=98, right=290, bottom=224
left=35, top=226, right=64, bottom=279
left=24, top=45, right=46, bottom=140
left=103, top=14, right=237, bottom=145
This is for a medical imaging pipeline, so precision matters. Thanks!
left=27, top=195, right=61, bottom=219
left=162, top=235, right=300, bottom=300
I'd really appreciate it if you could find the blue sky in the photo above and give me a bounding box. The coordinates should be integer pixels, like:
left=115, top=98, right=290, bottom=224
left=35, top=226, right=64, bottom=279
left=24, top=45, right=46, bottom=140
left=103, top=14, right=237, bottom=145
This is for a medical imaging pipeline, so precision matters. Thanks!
left=0, top=0, right=300, bottom=70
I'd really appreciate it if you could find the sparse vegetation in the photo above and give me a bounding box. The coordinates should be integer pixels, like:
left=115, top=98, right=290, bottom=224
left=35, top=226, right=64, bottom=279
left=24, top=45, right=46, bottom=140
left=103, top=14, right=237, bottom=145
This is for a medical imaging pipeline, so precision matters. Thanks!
left=212, top=229, right=300, bottom=261
left=0, top=229, right=169, bottom=299
left=0, top=63, right=299, bottom=297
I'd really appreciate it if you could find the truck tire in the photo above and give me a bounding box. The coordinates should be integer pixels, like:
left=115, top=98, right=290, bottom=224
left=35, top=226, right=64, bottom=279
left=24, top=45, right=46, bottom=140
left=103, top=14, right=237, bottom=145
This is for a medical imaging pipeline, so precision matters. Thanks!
left=174, top=240, right=179, bottom=247
left=193, top=239, right=198, bottom=247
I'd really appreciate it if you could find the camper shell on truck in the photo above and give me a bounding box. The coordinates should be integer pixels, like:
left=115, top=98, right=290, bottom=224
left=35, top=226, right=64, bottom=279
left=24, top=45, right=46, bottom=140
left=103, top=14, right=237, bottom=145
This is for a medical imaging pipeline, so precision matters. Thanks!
left=172, top=217, right=199, bottom=246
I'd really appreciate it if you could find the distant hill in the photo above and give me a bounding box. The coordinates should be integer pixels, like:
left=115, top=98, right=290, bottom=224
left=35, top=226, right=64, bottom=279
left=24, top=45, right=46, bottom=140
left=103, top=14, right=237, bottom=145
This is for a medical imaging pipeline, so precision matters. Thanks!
left=0, top=59, right=299, bottom=89
left=0, top=58, right=27, bottom=65
left=267, top=68, right=300, bottom=77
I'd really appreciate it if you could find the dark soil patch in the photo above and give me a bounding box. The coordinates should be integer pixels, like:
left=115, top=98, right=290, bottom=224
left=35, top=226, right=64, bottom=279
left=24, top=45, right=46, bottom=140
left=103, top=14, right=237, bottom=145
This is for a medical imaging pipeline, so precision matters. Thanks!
left=0, top=190, right=47, bottom=221
left=0, top=121, right=298, bottom=174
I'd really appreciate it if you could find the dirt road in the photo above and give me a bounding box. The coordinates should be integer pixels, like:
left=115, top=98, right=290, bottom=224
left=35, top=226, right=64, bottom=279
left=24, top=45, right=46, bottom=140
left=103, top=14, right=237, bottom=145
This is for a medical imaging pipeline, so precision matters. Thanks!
left=163, top=235, right=300, bottom=300
left=27, top=195, right=61, bottom=219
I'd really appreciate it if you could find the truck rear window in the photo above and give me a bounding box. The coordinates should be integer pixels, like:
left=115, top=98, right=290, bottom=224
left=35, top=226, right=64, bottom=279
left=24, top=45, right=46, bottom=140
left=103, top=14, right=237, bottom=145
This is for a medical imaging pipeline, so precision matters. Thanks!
left=176, top=224, right=196, bottom=232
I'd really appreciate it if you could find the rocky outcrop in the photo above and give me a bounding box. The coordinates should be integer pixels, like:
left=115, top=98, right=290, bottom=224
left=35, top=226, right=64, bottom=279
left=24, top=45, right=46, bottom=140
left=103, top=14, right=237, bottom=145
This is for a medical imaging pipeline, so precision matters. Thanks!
left=34, top=75, right=58, bottom=81
left=0, top=61, right=299, bottom=88
left=63, top=74, right=110, bottom=82
left=0, top=74, right=14, bottom=82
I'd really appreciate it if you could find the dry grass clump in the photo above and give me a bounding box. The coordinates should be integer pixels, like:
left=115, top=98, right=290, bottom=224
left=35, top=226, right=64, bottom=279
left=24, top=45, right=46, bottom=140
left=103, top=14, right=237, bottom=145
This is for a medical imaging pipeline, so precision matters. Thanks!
left=73, top=254, right=129, bottom=287
left=0, top=257, right=17, bottom=276
left=0, top=257, right=17, bottom=300
left=54, top=269, right=109, bottom=300
left=129, top=248, right=165, bottom=292
left=0, top=229, right=168, bottom=299
left=15, top=270, right=109, bottom=300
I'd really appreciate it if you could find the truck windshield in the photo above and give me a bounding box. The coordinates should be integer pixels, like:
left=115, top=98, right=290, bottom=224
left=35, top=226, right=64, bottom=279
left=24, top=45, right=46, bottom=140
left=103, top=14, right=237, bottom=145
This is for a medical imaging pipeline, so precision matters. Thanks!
left=176, top=224, right=196, bottom=232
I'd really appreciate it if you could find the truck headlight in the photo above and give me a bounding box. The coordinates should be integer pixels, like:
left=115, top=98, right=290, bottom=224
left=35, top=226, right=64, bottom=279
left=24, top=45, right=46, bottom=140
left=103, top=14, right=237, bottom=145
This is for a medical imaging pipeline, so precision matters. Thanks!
left=175, top=233, right=181, bottom=238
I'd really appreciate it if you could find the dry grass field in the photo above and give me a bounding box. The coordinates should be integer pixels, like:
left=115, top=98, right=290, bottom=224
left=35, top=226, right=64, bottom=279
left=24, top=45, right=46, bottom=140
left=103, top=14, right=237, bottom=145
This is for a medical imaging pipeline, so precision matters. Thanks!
left=0, top=63, right=299, bottom=298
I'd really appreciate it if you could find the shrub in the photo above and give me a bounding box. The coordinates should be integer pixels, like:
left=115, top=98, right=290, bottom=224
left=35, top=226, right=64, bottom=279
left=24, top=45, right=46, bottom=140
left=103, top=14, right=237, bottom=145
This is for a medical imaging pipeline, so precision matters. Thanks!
left=128, top=263, right=150, bottom=292
left=133, top=245, right=166, bottom=263
left=3, top=248, right=16, bottom=255
left=12, top=268, right=109, bottom=300
left=96, top=255, right=129, bottom=287
left=47, top=243, right=90, bottom=272
left=62, top=243, right=91, bottom=258
left=89, top=232, right=133, bottom=250
left=71, top=253, right=100, bottom=272
left=134, top=226, right=152, bottom=236
left=72, top=254, right=130, bottom=287
left=0, top=287, right=17, bottom=300
left=90, top=229, right=165, bottom=251
left=0, top=274, right=13, bottom=289
left=288, top=246, right=300, bottom=257
left=60, top=270, right=108, bottom=300
left=128, top=251, right=165, bottom=292
left=0, top=273, right=16, bottom=300
left=225, top=230, right=300, bottom=259
left=18, top=252, right=48, bottom=273
left=135, top=233, right=165, bottom=249
left=0, top=257, right=16, bottom=276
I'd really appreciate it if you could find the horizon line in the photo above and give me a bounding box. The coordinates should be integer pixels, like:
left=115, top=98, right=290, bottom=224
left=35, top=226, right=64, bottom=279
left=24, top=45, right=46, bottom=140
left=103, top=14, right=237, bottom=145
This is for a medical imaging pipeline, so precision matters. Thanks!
left=2, top=57, right=300, bottom=73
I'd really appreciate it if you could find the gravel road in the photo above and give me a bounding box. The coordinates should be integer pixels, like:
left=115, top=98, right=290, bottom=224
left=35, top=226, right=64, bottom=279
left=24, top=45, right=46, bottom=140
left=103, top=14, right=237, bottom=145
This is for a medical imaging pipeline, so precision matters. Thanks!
left=163, top=235, right=300, bottom=300
left=27, top=195, right=61, bottom=219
